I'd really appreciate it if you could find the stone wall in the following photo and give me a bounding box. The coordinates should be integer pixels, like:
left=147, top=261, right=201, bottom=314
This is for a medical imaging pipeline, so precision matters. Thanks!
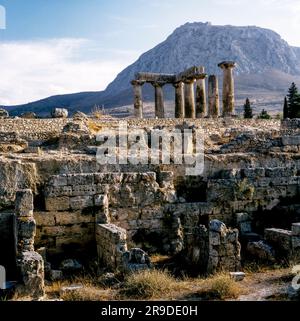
left=96, top=224, right=127, bottom=270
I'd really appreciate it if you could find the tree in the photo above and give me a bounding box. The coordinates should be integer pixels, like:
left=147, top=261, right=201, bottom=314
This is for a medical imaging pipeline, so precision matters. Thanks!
left=243, top=98, right=253, bottom=119
left=258, top=109, right=271, bottom=119
left=283, top=96, right=289, bottom=119
left=287, top=82, right=300, bottom=118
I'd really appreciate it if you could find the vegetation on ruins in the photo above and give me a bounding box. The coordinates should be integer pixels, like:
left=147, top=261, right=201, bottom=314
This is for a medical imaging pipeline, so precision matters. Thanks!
left=257, top=109, right=271, bottom=119
left=243, top=98, right=253, bottom=119
left=285, top=82, right=300, bottom=118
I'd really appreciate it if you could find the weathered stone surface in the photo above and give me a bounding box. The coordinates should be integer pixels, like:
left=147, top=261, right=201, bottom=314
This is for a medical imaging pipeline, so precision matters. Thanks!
left=247, top=241, right=275, bottom=262
left=96, top=224, right=127, bottom=270
left=265, top=228, right=292, bottom=253
left=122, top=248, right=152, bottom=273
left=16, top=251, right=45, bottom=298
left=15, top=189, right=34, bottom=217
left=229, top=272, right=245, bottom=281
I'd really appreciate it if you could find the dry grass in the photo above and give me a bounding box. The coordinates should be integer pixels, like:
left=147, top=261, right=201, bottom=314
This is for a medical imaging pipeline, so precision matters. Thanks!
left=204, top=274, right=242, bottom=300
left=87, top=120, right=102, bottom=133
left=91, top=105, right=104, bottom=119
left=120, top=269, right=177, bottom=299
left=60, top=287, right=114, bottom=301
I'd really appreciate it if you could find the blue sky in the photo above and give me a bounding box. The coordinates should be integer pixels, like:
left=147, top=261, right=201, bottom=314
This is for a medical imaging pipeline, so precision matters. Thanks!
left=0, top=0, right=300, bottom=105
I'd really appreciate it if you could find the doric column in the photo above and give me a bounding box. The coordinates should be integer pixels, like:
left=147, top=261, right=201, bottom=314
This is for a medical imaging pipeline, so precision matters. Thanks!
left=195, top=68, right=207, bottom=118
left=131, top=80, right=144, bottom=118
left=153, top=82, right=165, bottom=118
left=208, top=75, right=220, bottom=118
left=173, top=82, right=184, bottom=118
left=184, top=79, right=195, bottom=119
left=218, top=61, right=236, bottom=117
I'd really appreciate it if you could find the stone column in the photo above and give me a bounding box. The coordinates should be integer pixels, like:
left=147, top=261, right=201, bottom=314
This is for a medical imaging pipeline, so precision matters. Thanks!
left=153, top=82, right=165, bottom=118
left=131, top=80, right=144, bottom=118
left=184, top=79, right=195, bottom=119
left=195, top=67, right=207, bottom=118
left=173, top=82, right=184, bottom=118
left=208, top=75, right=220, bottom=118
left=218, top=61, right=236, bottom=117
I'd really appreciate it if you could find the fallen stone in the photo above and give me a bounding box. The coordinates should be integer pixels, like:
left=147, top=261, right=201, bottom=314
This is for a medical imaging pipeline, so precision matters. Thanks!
left=60, top=284, right=83, bottom=295
left=247, top=240, right=276, bottom=262
left=229, top=272, right=245, bottom=281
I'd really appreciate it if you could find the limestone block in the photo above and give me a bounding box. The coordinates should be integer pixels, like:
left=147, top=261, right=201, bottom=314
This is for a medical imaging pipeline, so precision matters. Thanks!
left=265, top=228, right=292, bottom=252
left=16, top=251, right=45, bottom=298
left=48, top=175, right=68, bottom=187
left=44, top=185, right=73, bottom=197
left=72, top=184, right=97, bottom=196
left=247, top=241, right=275, bottom=262
left=45, top=196, right=70, bottom=211
left=282, top=136, right=300, bottom=146
left=229, top=272, right=245, bottom=281
left=55, top=211, right=94, bottom=225
left=265, top=167, right=297, bottom=178
left=67, top=173, right=94, bottom=186
left=70, top=196, right=93, bottom=210
left=17, top=217, right=36, bottom=239
left=34, top=212, right=56, bottom=226
left=242, top=168, right=265, bottom=178
left=15, top=189, right=34, bottom=217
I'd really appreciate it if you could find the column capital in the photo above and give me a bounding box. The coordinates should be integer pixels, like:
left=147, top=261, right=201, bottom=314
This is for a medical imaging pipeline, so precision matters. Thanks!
left=172, top=81, right=184, bottom=88
left=218, top=61, right=236, bottom=69
left=183, top=78, right=195, bottom=84
left=131, top=80, right=145, bottom=86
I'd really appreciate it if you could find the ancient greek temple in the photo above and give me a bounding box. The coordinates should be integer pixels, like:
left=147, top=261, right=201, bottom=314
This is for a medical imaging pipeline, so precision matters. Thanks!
left=131, top=61, right=236, bottom=119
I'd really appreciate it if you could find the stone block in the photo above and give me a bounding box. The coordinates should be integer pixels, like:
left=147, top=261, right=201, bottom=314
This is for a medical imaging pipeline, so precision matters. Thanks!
left=17, top=217, right=36, bottom=239
left=45, top=196, right=70, bottom=211
left=265, top=228, right=292, bottom=252
left=69, top=196, right=93, bottom=210
left=282, top=135, right=300, bottom=146
left=67, top=173, right=94, bottom=186
left=242, top=168, right=265, bottom=178
left=229, top=272, right=245, bottom=281
left=34, top=212, right=56, bottom=226
left=48, top=175, right=68, bottom=187
left=16, top=251, right=45, bottom=298
left=15, top=189, right=34, bottom=217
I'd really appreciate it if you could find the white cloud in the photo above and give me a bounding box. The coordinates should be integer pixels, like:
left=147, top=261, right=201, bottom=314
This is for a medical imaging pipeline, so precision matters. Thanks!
left=0, top=39, right=139, bottom=106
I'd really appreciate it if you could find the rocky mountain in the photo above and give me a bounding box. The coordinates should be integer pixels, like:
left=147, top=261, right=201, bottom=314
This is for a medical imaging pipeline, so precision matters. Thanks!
left=5, top=22, right=300, bottom=116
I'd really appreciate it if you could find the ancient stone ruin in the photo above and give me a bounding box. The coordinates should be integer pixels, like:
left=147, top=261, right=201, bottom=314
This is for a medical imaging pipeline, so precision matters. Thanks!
left=131, top=62, right=236, bottom=119
left=0, top=101, right=300, bottom=299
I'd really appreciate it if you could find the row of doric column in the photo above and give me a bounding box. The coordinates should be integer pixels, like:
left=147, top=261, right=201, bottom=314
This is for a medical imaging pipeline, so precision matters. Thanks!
left=131, top=61, right=236, bottom=119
